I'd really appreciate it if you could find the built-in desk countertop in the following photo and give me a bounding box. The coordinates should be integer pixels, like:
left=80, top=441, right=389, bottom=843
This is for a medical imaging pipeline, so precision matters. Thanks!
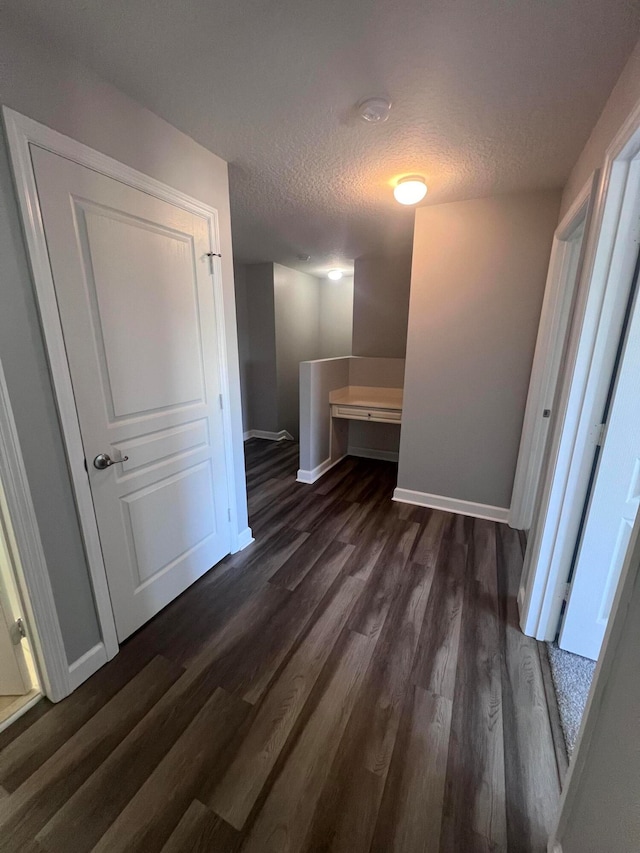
left=329, top=385, right=403, bottom=424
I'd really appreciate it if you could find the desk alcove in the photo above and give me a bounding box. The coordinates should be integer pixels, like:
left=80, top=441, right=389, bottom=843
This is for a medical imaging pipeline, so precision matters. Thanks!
left=297, top=357, right=405, bottom=485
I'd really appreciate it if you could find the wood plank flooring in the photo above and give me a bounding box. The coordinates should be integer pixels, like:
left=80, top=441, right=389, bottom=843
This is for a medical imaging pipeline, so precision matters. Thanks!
left=0, top=439, right=562, bottom=852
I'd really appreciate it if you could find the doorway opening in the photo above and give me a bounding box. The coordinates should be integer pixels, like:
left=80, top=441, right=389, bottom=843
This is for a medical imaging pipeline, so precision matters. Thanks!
left=518, top=106, right=640, bottom=771
left=0, top=476, right=41, bottom=733
left=547, top=241, right=640, bottom=756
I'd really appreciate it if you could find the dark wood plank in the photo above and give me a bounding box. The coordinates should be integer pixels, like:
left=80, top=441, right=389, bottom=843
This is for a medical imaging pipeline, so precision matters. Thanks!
left=209, top=574, right=364, bottom=829
left=160, top=800, right=239, bottom=853
left=239, top=629, right=376, bottom=853
left=302, top=560, right=435, bottom=853
left=36, top=585, right=289, bottom=853
left=229, top=539, right=356, bottom=704
left=0, top=656, right=183, bottom=851
left=0, top=446, right=561, bottom=853
left=411, top=538, right=466, bottom=700
left=496, top=524, right=561, bottom=852
left=371, top=686, right=452, bottom=853
left=91, top=688, right=250, bottom=853
left=348, top=520, right=419, bottom=638
left=411, top=509, right=452, bottom=566
left=0, top=642, right=156, bottom=792
left=439, top=520, right=507, bottom=853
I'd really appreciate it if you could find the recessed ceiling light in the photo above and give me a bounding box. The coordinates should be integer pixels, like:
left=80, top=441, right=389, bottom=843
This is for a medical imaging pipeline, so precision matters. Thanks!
left=393, top=176, right=427, bottom=205
left=357, top=97, right=392, bottom=123
left=328, top=269, right=343, bottom=281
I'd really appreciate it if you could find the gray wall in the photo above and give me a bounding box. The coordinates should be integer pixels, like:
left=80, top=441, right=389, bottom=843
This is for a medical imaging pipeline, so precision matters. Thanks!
left=244, top=263, right=279, bottom=433
left=233, top=262, right=251, bottom=434
left=319, top=275, right=353, bottom=358
left=236, top=262, right=353, bottom=438
left=352, top=253, right=412, bottom=359
left=274, top=264, right=322, bottom=438
left=398, top=190, right=561, bottom=510
left=299, top=358, right=350, bottom=472
left=0, top=21, right=247, bottom=664
left=561, top=37, right=640, bottom=218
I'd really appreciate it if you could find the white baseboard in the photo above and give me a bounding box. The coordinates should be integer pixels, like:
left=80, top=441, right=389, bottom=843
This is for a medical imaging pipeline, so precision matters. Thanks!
left=244, top=429, right=294, bottom=442
left=347, top=445, right=399, bottom=463
left=392, top=488, right=510, bottom=523
left=233, top=526, right=255, bottom=553
left=68, top=642, right=109, bottom=692
left=297, top=455, right=346, bottom=485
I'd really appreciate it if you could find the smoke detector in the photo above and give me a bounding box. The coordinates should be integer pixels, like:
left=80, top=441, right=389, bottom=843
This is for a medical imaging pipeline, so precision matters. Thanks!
left=357, top=97, right=392, bottom=123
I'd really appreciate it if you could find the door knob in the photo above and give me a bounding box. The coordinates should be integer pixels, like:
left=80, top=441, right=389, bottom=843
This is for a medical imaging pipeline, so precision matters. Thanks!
left=93, top=453, right=128, bottom=470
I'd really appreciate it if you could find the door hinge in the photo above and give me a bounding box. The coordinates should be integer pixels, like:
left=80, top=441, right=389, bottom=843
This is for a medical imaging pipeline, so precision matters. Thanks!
left=12, top=617, right=27, bottom=644
left=219, top=394, right=224, bottom=410
left=206, top=251, right=221, bottom=275
left=596, top=422, right=607, bottom=447
left=561, top=582, right=571, bottom=603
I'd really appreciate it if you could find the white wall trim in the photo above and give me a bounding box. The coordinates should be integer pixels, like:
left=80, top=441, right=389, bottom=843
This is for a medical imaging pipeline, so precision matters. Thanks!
left=297, top=454, right=346, bottom=485
left=519, top=96, right=640, bottom=641
left=244, top=429, right=294, bottom=442
left=234, top=527, right=255, bottom=552
left=68, top=642, right=108, bottom=691
left=509, top=175, right=597, bottom=530
left=347, top=445, right=399, bottom=463
left=392, top=488, right=509, bottom=523
left=0, top=359, right=70, bottom=702
left=3, top=107, right=248, bottom=688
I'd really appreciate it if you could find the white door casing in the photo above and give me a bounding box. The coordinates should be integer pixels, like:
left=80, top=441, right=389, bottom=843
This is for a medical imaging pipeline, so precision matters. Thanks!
left=560, top=274, right=640, bottom=660
left=518, top=98, right=640, bottom=643
left=31, top=146, right=232, bottom=641
left=509, top=176, right=596, bottom=532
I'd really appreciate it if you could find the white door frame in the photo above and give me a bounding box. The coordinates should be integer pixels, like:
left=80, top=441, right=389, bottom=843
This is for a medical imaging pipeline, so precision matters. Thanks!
left=0, top=358, right=68, bottom=702
left=509, top=174, right=597, bottom=531
left=3, top=107, right=244, bottom=686
left=519, top=97, right=640, bottom=640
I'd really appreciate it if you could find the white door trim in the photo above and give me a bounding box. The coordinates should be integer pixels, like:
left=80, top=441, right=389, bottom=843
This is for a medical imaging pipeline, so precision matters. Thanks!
left=0, top=358, right=69, bottom=702
left=519, top=96, right=640, bottom=640
left=509, top=174, right=596, bottom=530
left=3, top=107, right=243, bottom=681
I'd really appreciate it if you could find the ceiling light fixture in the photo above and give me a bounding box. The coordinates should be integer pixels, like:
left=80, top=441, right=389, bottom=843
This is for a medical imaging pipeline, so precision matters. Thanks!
left=328, top=269, right=343, bottom=281
left=393, top=176, right=427, bottom=205
left=357, top=97, right=392, bottom=123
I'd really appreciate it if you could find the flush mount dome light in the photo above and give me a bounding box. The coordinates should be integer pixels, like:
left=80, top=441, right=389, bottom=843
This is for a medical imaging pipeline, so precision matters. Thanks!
left=328, top=269, right=343, bottom=281
left=357, top=97, right=392, bottom=123
left=393, top=175, right=427, bottom=205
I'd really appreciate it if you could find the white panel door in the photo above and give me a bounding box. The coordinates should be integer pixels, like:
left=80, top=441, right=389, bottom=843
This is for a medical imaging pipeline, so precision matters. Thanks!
left=560, top=285, right=640, bottom=660
left=31, top=146, right=231, bottom=641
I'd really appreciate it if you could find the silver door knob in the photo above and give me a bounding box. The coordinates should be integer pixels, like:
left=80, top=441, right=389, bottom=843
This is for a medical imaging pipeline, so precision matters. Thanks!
left=93, top=453, right=128, bottom=470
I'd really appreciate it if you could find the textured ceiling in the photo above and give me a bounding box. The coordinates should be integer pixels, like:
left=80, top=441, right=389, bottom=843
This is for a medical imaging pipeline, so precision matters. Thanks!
left=4, top=0, right=640, bottom=275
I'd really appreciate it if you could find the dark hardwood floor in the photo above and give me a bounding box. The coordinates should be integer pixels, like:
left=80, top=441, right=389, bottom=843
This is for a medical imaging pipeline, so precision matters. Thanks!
left=0, top=439, right=561, bottom=852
